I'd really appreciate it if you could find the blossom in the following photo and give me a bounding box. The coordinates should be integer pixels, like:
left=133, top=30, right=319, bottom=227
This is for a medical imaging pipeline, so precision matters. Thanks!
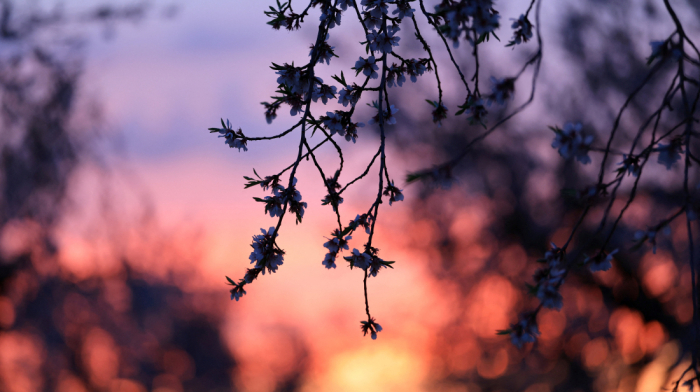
left=319, top=6, right=342, bottom=29
left=229, top=284, right=246, bottom=301
left=338, top=84, right=361, bottom=107
left=362, top=10, right=382, bottom=30
left=354, top=56, right=379, bottom=79
left=392, top=0, right=415, bottom=19
left=346, top=248, right=372, bottom=270
left=260, top=195, right=284, bottom=217
left=324, top=233, right=351, bottom=254
left=656, top=137, right=683, bottom=170
left=243, top=269, right=258, bottom=284
left=508, top=14, right=533, bottom=45
left=322, top=252, right=338, bottom=269
left=321, top=174, right=342, bottom=208
left=386, top=63, right=406, bottom=88
left=366, top=248, right=393, bottom=277
left=368, top=25, right=400, bottom=53
left=551, top=122, right=594, bottom=164
left=312, top=83, right=337, bottom=104
left=322, top=231, right=351, bottom=269
left=360, top=317, right=383, bottom=340
left=275, top=63, right=311, bottom=94
left=227, top=276, right=248, bottom=301
left=272, top=178, right=307, bottom=223
left=209, top=119, right=248, bottom=151
left=383, top=180, right=404, bottom=205
left=471, top=6, right=500, bottom=35
left=405, top=58, right=427, bottom=82
left=534, top=268, right=565, bottom=310
left=261, top=101, right=280, bottom=124
left=337, top=0, right=354, bottom=11
left=456, top=96, right=488, bottom=126
left=249, top=227, right=285, bottom=275
left=275, top=64, right=301, bottom=87
left=486, top=77, right=515, bottom=106
left=310, top=34, right=337, bottom=64
left=585, top=249, right=618, bottom=272
left=617, top=154, right=641, bottom=177
left=284, top=93, right=304, bottom=116
left=635, top=229, right=662, bottom=254
left=543, top=242, right=564, bottom=267
left=344, top=122, right=364, bottom=143
left=537, top=281, right=563, bottom=310
left=362, top=0, right=388, bottom=19
left=428, top=100, right=448, bottom=126
left=369, top=104, right=399, bottom=125
left=434, top=0, right=500, bottom=46
left=648, top=40, right=682, bottom=63
left=350, top=214, right=373, bottom=234
left=322, top=111, right=344, bottom=134
left=509, top=316, right=539, bottom=348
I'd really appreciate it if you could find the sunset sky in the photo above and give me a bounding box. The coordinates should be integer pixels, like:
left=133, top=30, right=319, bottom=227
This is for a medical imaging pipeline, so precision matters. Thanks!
left=0, top=1, right=697, bottom=391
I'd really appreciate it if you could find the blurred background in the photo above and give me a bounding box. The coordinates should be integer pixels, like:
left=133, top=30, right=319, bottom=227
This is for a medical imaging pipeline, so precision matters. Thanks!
left=0, top=0, right=699, bottom=391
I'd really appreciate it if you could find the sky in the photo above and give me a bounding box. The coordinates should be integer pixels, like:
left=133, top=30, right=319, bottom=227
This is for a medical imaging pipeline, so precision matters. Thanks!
left=1, top=1, right=697, bottom=391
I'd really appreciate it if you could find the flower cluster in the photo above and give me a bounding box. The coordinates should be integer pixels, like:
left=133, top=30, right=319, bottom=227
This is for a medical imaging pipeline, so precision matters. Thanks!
left=255, top=178, right=307, bottom=223
left=322, top=229, right=351, bottom=269
left=427, top=100, right=448, bottom=126
left=321, top=172, right=344, bottom=211
left=585, top=249, right=618, bottom=272
left=647, top=39, right=682, bottom=64
left=312, top=81, right=337, bottom=104
left=507, top=14, right=533, bottom=46
left=456, top=95, right=488, bottom=126
left=227, top=276, right=247, bottom=301
left=360, top=0, right=388, bottom=28
left=405, top=58, right=429, bottom=82
left=486, top=77, right=515, bottom=106
left=532, top=243, right=567, bottom=310
left=209, top=119, right=248, bottom=151
left=354, top=55, right=379, bottom=79
left=616, top=154, right=641, bottom=177
left=507, top=314, right=539, bottom=349
left=550, top=122, right=594, bottom=164
left=393, top=0, right=415, bottom=20
left=338, top=83, right=363, bottom=107
left=434, top=0, right=501, bottom=47
left=383, top=180, right=404, bottom=205
left=366, top=246, right=394, bottom=277
left=249, top=227, right=285, bottom=275
left=342, top=245, right=394, bottom=277
left=351, top=213, right=373, bottom=235
left=361, top=317, right=383, bottom=340
left=310, top=34, right=337, bottom=64
left=261, top=101, right=280, bottom=124
left=368, top=102, right=399, bottom=125
left=320, top=111, right=366, bottom=142
left=656, top=136, right=683, bottom=170
left=367, top=25, right=401, bottom=53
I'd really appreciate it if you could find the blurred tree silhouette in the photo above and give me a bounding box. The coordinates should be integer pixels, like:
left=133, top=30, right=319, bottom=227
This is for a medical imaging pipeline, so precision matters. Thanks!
left=0, top=2, right=244, bottom=391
